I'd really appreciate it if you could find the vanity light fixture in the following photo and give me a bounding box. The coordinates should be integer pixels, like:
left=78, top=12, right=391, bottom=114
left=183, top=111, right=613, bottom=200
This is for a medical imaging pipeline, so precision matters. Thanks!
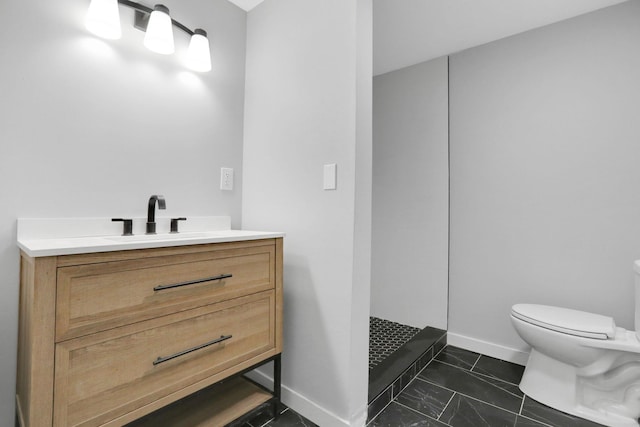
left=143, top=4, right=174, bottom=55
left=186, top=29, right=212, bottom=72
left=85, top=0, right=212, bottom=72
left=85, top=0, right=122, bottom=40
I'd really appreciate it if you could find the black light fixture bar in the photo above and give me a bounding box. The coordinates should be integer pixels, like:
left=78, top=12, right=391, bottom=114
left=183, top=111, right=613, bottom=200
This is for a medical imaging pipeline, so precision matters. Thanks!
left=118, top=0, right=195, bottom=36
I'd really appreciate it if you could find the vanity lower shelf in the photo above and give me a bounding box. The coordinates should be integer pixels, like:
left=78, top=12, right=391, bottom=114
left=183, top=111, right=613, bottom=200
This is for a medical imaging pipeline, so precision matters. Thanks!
left=126, top=376, right=273, bottom=427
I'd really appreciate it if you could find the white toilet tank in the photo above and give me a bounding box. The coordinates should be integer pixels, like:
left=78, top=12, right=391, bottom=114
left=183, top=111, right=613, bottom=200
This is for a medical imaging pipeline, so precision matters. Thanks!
left=635, top=260, right=640, bottom=339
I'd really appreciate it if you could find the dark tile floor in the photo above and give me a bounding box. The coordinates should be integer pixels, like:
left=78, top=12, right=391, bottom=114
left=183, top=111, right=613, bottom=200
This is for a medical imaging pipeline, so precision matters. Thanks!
left=368, top=346, right=606, bottom=427
left=368, top=325, right=446, bottom=404
left=245, top=346, right=609, bottom=427
left=238, top=403, right=318, bottom=427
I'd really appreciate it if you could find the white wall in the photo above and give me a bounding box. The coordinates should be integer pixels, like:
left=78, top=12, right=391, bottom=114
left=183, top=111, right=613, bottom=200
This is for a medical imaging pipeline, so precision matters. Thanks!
left=449, top=0, right=640, bottom=360
left=0, top=0, right=247, bottom=424
left=350, top=0, right=373, bottom=423
left=371, top=57, right=449, bottom=330
left=242, top=0, right=372, bottom=425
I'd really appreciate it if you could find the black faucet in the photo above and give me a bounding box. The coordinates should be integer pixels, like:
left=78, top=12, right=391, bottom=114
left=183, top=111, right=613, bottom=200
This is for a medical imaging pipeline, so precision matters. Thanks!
left=146, top=195, right=166, bottom=234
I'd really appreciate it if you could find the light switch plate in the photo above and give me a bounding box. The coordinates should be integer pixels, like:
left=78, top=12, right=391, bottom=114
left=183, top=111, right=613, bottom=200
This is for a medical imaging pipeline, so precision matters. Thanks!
left=323, top=163, right=337, bottom=190
left=220, top=168, right=234, bottom=191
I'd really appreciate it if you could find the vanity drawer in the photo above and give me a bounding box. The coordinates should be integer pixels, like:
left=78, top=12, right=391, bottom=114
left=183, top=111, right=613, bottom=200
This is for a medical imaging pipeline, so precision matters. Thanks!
left=53, top=291, right=275, bottom=427
left=56, top=241, right=275, bottom=341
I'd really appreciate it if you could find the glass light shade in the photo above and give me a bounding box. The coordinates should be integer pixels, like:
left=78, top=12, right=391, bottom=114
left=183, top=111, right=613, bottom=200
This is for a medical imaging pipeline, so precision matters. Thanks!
left=85, top=0, right=121, bottom=40
left=186, top=29, right=212, bottom=72
left=144, top=5, right=174, bottom=55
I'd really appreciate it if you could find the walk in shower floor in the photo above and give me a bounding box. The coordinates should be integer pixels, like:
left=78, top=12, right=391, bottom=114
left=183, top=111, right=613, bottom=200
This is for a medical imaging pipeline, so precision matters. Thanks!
left=369, top=317, right=421, bottom=370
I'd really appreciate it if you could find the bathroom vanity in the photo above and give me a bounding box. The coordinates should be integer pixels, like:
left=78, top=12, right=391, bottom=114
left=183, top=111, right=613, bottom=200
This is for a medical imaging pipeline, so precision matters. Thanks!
left=15, top=218, right=284, bottom=427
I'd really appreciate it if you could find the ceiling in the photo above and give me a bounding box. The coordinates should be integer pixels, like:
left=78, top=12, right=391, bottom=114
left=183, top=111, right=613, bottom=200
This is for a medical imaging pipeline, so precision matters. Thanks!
left=373, top=0, right=629, bottom=75
left=226, top=0, right=264, bottom=11
left=226, top=0, right=629, bottom=76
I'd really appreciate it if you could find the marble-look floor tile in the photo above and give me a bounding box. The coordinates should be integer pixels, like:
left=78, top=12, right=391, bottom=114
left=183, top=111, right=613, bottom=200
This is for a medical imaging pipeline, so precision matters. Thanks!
left=434, top=346, right=480, bottom=370
left=440, top=394, right=517, bottom=427
left=369, top=326, right=445, bottom=402
left=264, top=408, right=318, bottom=427
left=419, top=360, right=523, bottom=413
left=242, top=402, right=277, bottom=427
left=393, top=363, right=417, bottom=397
left=368, top=386, right=393, bottom=421
left=368, top=402, right=448, bottom=427
left=521, top=396, right=606, bottom=427
left=472, top=355, right=525, bottom=385
left=232, top=401, right=290, bottom=427
left=395, top=378, right=454, bottom=419
left=514, top=415, right=551, bottom=427
left=432, top=336, right=447, bottom=362
left=416, top=348, right=434, bottom=373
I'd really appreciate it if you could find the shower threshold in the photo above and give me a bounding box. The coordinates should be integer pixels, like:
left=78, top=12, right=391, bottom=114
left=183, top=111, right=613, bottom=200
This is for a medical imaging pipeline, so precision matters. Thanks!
left=367, top=318, right=446, bottom=421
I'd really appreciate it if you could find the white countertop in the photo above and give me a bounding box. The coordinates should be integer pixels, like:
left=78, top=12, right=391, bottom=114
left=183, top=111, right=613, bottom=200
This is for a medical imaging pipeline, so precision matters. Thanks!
left=17, top=217, right=284, bottom=257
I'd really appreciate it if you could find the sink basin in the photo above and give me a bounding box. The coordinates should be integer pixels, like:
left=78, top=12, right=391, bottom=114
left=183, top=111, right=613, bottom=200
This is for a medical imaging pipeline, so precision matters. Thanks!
left=104, top=231, right=216, bottom=242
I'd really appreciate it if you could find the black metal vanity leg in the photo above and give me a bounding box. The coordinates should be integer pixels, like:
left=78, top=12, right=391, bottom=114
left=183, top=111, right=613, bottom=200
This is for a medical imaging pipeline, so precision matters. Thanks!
left=274, top=354, right=282, bottom=419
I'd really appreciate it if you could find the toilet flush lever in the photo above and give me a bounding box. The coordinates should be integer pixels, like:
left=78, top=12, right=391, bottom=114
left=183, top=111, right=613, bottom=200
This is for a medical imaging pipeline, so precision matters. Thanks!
left=170, top=217, right=187, bottom=233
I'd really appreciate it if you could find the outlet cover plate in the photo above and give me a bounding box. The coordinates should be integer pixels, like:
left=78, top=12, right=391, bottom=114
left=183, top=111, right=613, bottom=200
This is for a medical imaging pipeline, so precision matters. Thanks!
left=220, top=168, right=234, bottom=191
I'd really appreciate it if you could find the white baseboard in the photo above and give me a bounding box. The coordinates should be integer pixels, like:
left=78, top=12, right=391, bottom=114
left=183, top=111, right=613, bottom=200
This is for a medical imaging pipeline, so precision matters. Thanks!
left=447, top=332, right=530, bottom=366
left=245, top=369, right=365, bottom=427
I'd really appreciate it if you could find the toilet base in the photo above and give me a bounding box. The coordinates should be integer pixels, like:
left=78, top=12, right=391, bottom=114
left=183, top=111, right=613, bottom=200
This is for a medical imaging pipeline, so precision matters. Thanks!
left=520, top=349, right=640, bottom=427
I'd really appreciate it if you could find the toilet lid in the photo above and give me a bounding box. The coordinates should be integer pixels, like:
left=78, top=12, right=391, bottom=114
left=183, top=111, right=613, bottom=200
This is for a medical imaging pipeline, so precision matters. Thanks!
left=511, top=304, right=616, bottom=340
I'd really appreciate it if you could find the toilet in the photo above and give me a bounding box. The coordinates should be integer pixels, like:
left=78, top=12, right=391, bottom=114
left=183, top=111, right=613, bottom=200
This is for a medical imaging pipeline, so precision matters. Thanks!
left=510, top=260, right=640, bottom=427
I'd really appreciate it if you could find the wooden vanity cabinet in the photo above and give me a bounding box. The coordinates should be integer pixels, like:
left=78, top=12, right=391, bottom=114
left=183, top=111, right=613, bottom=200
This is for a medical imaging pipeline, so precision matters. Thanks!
left=16, top=238, right=283, bottom=427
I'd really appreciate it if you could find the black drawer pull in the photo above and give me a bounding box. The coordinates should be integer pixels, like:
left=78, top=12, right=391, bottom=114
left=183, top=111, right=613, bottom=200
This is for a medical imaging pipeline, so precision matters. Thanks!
left=153, top=274, right=233, bottom=292
left=153, top=334, right=233, bottom=366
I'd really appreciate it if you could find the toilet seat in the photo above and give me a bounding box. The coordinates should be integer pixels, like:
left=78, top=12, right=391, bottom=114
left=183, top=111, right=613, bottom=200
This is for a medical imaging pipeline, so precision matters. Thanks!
left=511, top=304, right=616, bottom=340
